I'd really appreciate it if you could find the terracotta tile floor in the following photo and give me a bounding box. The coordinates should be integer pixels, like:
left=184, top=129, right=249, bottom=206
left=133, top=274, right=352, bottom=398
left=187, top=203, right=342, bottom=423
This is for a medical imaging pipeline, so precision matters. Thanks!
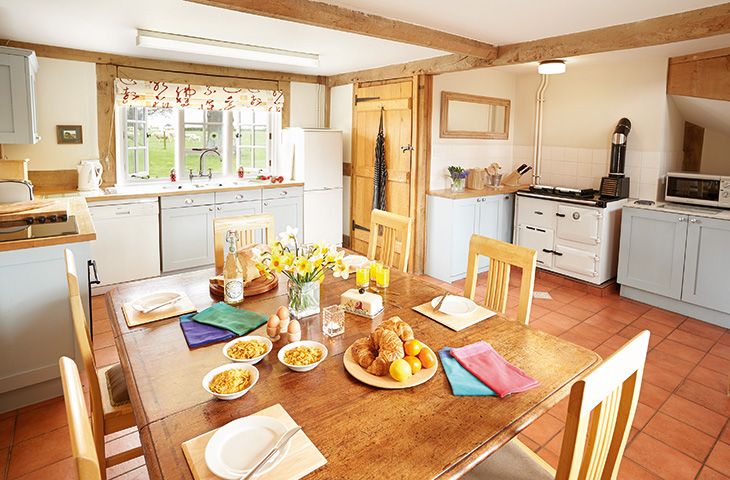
left=1, top=274, right=729, bottom=479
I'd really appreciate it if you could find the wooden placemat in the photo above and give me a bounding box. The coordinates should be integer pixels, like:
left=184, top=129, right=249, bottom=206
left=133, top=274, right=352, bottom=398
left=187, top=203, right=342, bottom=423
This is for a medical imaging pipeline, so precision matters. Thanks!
left=181, top=403, right=327, bottom=480
left=413, top=301, right=496, bottom=332
left=121, top=292, right=197, bottom=327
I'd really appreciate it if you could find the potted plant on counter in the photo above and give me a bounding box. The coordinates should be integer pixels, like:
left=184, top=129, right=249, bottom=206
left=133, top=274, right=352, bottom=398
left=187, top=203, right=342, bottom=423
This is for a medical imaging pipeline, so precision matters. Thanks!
left=448, top=166, right=468, bottom=193
left=253, top=227, right=349, bottom=319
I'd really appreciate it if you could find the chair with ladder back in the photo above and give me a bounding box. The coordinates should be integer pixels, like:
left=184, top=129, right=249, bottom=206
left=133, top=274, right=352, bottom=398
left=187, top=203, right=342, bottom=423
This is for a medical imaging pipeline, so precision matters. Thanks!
left=213, top=213, right=276, bottom=271
left=368, top=209, right=413, bottom=272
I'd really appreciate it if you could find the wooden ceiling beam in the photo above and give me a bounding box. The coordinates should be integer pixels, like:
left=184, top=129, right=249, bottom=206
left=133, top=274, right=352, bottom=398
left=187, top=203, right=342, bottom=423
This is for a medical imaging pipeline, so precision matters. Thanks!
left=327, top=2, right=730, bottom=85
left=186, top=0, right=497, bottom=60
left=0, top=39, right=324, bottom=84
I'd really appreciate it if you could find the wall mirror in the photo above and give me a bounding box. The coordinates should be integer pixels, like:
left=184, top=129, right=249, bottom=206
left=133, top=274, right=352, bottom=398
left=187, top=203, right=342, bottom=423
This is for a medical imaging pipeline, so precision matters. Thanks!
left=440, top=91, right=511, bottom=140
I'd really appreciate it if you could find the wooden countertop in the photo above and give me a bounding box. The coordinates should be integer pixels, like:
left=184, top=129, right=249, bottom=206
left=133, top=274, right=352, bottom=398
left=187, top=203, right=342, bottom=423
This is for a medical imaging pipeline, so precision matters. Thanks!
left=36, top=181, right=305, bottom=203
left=428, top=184, right=527, bottom=200
left=0, top=198, right=96, bottom=252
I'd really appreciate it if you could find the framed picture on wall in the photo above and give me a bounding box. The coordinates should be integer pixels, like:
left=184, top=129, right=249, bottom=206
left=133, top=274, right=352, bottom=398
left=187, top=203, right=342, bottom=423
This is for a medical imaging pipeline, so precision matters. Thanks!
left=56, top=125, right=83, bottom=144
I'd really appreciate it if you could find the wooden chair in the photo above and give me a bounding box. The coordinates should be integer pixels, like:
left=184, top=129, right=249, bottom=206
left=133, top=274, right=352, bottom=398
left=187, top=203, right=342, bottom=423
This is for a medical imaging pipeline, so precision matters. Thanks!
left=465, top=330, right=651, bottom=480
left=59, top=356, right=103, bottom=480
left=213, top=213, right=276, bottom=270
left=464, top=234, right=537, bottom=325
left=367, top=209, right=413, bottom=272
left=64, top=249, right=141, bottom=479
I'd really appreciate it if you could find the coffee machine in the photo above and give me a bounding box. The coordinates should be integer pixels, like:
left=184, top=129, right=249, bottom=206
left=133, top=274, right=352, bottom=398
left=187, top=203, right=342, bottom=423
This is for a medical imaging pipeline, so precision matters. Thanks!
left=600, top=118, right=631, bottom=198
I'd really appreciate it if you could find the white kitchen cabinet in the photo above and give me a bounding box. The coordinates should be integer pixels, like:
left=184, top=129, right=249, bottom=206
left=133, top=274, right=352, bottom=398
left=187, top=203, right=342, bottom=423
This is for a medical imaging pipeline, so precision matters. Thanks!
left=617, top=207, right=688, bottom=299
left=682, top=216, right=730, bottom=312
left=216, top=199, right=263, bottom=243
left=263, top=196, right=303, bottom=242
left=161, top=201, right=216, bottom=272
left=425, top=194, right=514, bottom=283
left=0, top=46, right=39, bottom=144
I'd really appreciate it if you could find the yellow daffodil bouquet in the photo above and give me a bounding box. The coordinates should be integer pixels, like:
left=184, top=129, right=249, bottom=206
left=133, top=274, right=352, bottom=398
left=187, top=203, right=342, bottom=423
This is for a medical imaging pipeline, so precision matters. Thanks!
left=253, top=226, right=349, bottom=285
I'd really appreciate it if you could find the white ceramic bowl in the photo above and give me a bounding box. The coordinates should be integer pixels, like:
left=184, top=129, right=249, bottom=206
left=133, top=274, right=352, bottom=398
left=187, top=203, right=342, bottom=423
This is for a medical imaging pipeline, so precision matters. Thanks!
left=222, top=336, right=273, bottom=364
left=202, top=363, right=259, bottom=400
left=278, top=340, right=328, bottom=372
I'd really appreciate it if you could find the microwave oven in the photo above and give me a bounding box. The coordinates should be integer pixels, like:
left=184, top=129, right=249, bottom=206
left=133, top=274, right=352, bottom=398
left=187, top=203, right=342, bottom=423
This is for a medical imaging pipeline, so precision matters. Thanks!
left=665, top=172, right=730, bottom=208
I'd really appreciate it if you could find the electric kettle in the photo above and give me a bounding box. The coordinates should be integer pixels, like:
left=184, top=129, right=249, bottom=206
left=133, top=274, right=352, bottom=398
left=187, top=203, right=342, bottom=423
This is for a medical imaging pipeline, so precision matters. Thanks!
left=77, top=160, right=103, bottom=191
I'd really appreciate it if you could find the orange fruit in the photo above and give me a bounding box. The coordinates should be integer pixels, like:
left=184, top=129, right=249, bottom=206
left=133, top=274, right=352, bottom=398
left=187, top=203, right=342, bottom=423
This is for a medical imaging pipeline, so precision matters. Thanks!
left=389, top=358, right=412, bottom=382
left=404, top=355, right=422, bottom=374
left=418, top=347, right=437, bottom=369
left=403, top=339, right=423, bottom=357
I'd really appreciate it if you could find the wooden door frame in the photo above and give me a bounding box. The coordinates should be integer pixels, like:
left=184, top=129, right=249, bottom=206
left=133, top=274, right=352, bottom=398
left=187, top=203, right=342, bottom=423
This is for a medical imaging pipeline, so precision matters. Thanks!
left=348, top=75, right=432, bottom=274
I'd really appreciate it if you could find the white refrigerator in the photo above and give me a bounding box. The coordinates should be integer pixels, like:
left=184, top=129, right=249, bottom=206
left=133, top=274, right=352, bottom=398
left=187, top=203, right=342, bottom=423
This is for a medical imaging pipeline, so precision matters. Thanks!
left=279, top=128, right=343, bottom=246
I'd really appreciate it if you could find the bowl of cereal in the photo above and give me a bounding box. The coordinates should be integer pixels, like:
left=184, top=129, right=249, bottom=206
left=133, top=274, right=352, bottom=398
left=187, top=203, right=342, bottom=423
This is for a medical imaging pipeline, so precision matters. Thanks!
left=278, top=341, right=328, bottom=372
left=222, top=336, right=273, bottom=365
left=203, top=364, right=259, bottom=400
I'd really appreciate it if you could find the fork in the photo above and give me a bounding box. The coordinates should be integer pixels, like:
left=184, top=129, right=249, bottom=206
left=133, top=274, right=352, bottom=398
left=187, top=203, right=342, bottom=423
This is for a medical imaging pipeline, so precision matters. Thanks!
left=433, top=291, right=449, bottom=312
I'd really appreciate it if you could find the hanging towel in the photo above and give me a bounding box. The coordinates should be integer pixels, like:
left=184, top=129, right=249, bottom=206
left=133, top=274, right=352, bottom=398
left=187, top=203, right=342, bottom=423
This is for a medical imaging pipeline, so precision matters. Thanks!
left=372, top=107, right=387, bottom=210
left=192, top=302, right=267, bottom=336
left=439, top=348, right=497, bottom=396
left=450, top=341, right=539, bottom=398
left=179, top=313, right=236, bottom=349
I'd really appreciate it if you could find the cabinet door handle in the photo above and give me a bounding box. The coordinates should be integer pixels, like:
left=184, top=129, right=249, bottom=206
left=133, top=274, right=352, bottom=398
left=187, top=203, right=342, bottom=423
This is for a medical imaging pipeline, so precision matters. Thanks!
left=542, top=248, right=554, bottom=254
left=689, top=218, right=700, bottom=224
left=280, top=191, right=288, bottom=196
left=555, top=213, right=566, bottom=217
left=208, top=207, right=214, bottom=212
left=534, top=211, right=543, bottom=215
left=263, top=202, right=269, bottom=207
left=553, top=250, right=563, bottom=256
left=235, top=194, right=243, bottom=200
left=184, top=198, right=194, bottom=205
left=678, top=217, right=687, bottom=222
left=216, top=206, right=221, bottom=211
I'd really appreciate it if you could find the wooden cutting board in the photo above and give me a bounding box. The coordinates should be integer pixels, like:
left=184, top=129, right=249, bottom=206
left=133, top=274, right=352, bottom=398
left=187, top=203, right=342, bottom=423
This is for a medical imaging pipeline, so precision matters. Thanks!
left=0, top=200, right=67, bottom=223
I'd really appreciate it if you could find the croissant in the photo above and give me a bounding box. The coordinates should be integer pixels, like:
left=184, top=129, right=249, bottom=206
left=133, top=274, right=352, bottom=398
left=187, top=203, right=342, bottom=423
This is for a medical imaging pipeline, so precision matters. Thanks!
left=366, top=357, right=389, bottom=376
left=350, top=316, right=413, bottom=377
left=376, top=329, right=404, bottom=362
left=375, top=316, right=415, bottom=342
left=351, top=337, right=376, bottom=368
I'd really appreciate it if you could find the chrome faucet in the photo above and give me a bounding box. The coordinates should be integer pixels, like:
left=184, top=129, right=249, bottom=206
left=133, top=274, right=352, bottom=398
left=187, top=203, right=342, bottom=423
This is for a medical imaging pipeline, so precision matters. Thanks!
left=189, top=147, right=218, bottom=182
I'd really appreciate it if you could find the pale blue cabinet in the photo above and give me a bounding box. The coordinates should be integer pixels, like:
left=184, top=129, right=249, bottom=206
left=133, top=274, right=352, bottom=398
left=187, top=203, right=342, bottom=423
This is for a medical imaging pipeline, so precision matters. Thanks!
left=617, top=207, right=687, bottom=299
left=682, top=217, right=730, bottom=312
left=263, top=196, right=303, bottom=242
left=425, top=194, right=514, bottom=283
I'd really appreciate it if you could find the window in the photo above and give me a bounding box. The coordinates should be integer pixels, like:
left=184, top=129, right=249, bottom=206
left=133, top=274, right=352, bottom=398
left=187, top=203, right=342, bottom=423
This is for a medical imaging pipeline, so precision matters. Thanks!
left=118, top=107, right=278, bottom=183
left=234, top=110, right=270, bottom=170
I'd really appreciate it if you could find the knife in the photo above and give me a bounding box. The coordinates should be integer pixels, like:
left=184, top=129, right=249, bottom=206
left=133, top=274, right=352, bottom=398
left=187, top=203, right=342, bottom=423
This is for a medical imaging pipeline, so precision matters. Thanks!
left=132, top=295, right=181, bottom=314
left=240, top=426, right=302, bottom=480
left=433, top=292, right=449, bottom=312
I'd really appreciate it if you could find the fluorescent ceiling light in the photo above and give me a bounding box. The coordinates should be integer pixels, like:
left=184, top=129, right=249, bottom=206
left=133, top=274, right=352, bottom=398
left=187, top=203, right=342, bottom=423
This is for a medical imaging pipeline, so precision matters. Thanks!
left=538, top=60, right=566, bottom=75
left=136, top=29, right=319, bottom=68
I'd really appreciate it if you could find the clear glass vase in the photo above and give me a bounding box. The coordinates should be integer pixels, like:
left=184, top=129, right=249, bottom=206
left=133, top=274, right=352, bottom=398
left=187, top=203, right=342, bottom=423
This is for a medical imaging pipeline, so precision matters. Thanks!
left=287, top=280, right=321, bottom=319
left=451, top=177, right=465, bottom=193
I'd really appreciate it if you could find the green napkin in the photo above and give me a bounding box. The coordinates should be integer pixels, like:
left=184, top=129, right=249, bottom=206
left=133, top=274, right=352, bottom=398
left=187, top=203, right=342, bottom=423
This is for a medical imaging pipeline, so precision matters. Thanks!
left=192, top=302, right=267, bottom=336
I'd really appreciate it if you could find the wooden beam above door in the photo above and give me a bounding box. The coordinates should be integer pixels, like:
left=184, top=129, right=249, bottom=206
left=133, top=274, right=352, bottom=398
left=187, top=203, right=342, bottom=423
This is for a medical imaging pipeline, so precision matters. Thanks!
left=326, top=2, right=730, bottom=85
left=186, top=0, right=498, bottom=60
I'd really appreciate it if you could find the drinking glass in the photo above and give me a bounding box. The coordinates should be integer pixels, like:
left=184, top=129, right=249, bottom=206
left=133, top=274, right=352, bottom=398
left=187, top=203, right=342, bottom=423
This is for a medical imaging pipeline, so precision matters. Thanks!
left=356, top=266, right=370, bottom=289
left=376, top=266, right=390, bottom=291
left=369, top=261, right=382, bottom=286
left=322, top=305, right=345, bottom=337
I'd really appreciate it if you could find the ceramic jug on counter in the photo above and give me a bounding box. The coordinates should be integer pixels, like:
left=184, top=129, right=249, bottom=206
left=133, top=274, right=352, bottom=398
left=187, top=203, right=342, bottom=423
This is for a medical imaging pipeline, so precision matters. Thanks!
left=77, top=160, right=103, bottom=191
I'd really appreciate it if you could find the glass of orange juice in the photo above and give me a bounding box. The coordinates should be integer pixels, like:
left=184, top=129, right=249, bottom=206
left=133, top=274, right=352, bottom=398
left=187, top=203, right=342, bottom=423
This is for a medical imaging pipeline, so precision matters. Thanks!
left=356, top=265, right=370, bottom=288
left=376, top=266, right=390, bottom=291
left=369, top=261, right=382, bottom=286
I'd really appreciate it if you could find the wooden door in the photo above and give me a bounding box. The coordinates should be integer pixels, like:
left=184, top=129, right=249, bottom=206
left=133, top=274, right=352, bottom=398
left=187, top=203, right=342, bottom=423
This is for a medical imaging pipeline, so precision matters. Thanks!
left=350, top=79, right=414, bottom=255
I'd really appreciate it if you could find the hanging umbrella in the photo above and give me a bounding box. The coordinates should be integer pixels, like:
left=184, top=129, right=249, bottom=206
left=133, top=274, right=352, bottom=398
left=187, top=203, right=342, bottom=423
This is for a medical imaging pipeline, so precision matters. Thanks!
left=372, top=107, right=387, bottom=211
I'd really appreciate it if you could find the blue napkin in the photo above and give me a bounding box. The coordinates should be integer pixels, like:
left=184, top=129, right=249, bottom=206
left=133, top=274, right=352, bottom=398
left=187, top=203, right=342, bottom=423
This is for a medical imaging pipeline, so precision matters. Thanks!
left=179, top=313, right=236, bottom=349
left=439, top=347, right=497, bottom=396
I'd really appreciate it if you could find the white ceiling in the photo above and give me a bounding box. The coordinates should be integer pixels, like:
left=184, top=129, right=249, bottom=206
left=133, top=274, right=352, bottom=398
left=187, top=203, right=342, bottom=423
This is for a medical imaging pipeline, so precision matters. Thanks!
left=323, top=0, right=728, bottom=44
left=0, top=0, right=727, bottom=76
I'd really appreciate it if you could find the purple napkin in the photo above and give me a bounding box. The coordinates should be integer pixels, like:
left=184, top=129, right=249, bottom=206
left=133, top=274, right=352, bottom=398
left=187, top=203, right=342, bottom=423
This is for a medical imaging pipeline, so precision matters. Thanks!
left=179, top=313, right=235, bottom=349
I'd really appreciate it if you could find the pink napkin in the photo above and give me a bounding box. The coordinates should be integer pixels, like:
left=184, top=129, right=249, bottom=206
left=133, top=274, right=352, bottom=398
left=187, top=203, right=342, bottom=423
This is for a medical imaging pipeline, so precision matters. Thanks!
left=450, top=341, right=539, bottom=398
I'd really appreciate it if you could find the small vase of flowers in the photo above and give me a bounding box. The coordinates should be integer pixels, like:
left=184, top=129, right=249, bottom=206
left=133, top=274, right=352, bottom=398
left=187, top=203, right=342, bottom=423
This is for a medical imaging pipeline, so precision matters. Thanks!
left=448, top=166, right=467, bottom=193
left=254, top=227, right=349, bottom=319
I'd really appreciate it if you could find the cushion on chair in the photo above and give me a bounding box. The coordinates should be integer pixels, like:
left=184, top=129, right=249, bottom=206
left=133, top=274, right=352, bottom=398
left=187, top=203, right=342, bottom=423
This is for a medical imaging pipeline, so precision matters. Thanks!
left=463, top=440, right=554, bottom=480
left=104, top=363, right=130, bottom=407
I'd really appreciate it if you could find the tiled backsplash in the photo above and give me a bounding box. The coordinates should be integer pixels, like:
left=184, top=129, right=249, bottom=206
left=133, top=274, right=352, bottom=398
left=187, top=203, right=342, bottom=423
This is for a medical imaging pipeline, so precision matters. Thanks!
left=512, top=145, right=682, bottom=201
left=430, top=143, right=513, bottom=191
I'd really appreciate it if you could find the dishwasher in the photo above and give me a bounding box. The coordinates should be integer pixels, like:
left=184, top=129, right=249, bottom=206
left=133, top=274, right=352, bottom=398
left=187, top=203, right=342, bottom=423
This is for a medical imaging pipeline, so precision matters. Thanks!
left=89, top=198, right=160, bottom=289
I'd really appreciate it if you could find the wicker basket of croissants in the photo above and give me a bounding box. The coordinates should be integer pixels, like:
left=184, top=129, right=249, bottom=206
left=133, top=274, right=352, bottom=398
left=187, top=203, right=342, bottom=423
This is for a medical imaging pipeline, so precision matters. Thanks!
left=350, top=316, right=416, bottom=376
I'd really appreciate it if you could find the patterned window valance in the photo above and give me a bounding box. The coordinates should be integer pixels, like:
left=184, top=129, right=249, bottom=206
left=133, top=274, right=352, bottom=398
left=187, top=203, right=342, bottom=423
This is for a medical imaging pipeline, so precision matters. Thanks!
left=114, top=78, right=284, bottom=112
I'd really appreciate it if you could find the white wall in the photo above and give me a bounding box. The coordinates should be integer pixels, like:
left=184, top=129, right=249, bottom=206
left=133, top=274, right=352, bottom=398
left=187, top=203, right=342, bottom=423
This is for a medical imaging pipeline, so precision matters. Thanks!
left=512, top=57, right=681, bottom=200
left=701, top=128, right=730, bottom=174
left=329, top=84, right=353, bottom=233
left=430, top=68, right=517, bottom=191
left=4, top=58, right=99, bottom=171
left=289, top=82, right=325, bottom=128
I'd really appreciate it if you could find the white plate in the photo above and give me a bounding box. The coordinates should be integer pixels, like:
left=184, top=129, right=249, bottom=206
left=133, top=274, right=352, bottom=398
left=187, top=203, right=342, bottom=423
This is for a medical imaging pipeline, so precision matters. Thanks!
left=205, top=416, right=290, bottom=480
left=202, top=363, right=259, bottom=401
left=343, top=255, right=368, bottom=270
left=278, top=341, right=328, bottom=372
left=130, top=291, right=182, bottom=313
left=222, top=336, right=273, bottom=364
left=430, top=295, right=477, bottom=317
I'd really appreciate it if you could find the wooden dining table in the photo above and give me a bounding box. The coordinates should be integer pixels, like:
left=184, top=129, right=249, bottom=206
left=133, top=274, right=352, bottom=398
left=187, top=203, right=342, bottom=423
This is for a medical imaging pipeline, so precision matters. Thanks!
left=106, top=267, right=600, bottom=479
